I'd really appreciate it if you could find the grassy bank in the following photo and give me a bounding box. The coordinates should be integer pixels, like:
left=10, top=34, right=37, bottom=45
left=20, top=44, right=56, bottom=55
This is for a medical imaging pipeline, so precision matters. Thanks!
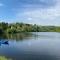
left=0, top=56, right=12, bottom=60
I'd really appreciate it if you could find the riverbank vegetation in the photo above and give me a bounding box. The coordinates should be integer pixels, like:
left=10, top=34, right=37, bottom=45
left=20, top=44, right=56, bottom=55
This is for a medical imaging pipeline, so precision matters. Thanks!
left=0, top=56, right=12, bottom=60
left=0, top=22, right=60, bottom=34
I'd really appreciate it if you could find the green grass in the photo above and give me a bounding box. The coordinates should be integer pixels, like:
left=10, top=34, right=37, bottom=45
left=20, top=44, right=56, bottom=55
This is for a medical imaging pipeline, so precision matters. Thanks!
left=0, top=56, right=12, bottom=60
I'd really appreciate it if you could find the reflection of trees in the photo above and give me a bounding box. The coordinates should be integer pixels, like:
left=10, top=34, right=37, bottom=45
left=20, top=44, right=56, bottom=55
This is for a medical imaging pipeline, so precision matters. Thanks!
left=0, top=33, right=33, bottom=40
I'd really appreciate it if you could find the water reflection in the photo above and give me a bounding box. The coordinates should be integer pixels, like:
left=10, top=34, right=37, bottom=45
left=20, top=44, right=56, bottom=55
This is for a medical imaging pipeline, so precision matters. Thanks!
left=0, top=33, right=34, bottom=40
left=0, top=32, right=60, bottom=60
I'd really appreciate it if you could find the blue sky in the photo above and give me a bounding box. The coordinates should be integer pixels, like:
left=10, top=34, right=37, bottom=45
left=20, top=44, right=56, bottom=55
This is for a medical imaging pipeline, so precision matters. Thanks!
left=0, top=0, right=60, bottom=25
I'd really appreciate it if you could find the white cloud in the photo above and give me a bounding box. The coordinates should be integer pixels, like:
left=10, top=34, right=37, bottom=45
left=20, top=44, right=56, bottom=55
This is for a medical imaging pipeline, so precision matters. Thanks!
left=27, top=17, right=32, bottom=21
left=16, top=0, right=60, bottom=25
left=17, top=8, right=60, bottom=20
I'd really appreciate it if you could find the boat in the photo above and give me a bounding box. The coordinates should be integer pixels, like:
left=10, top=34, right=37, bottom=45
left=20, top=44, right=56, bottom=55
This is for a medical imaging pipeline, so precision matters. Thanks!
left=0, top=40, right=8, bottom=44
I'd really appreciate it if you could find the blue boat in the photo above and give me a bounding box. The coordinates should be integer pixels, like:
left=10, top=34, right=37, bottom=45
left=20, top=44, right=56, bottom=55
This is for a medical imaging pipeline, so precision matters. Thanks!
left=0, top=40, right=8, bottom=45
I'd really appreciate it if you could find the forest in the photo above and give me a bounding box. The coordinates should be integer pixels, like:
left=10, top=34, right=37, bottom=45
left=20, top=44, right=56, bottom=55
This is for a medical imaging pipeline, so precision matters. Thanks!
left=0, top=22, right=60, bottom=34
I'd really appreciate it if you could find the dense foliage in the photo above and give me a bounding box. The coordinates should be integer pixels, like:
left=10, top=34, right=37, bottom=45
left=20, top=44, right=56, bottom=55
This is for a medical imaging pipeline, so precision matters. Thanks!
left=0, top=22, right=60, bottom=33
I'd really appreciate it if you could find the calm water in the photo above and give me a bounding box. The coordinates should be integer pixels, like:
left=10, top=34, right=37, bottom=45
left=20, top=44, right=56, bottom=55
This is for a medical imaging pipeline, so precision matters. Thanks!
left=0, top=32, right=60, bottom=60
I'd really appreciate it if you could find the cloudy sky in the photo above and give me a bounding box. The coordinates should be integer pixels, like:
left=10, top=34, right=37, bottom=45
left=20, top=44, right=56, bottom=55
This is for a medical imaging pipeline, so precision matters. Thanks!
left=0, top=0, right=60, bottom=25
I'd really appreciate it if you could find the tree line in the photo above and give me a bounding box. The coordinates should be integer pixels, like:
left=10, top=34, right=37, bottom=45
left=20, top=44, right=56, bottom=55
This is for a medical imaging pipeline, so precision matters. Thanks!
left=0, top=22, right=60, bottom=34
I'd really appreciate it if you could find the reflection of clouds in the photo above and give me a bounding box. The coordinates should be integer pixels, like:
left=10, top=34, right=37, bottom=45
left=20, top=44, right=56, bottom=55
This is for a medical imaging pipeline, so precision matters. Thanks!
left=28, top=42, right=32, bottom=46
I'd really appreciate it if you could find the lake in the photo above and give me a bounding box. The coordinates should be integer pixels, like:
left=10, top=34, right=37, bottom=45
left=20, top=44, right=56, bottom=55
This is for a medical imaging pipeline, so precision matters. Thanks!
left=0, top=32, right=60, bottom=60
